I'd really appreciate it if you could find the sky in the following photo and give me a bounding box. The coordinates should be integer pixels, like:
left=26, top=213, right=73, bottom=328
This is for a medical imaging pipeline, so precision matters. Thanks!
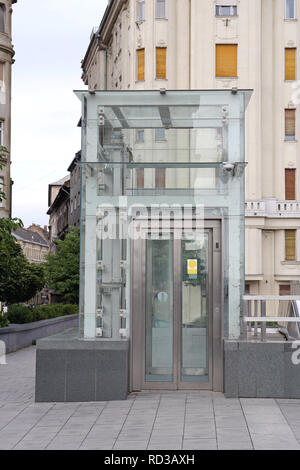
left=11, top=0, right=108, bottom=227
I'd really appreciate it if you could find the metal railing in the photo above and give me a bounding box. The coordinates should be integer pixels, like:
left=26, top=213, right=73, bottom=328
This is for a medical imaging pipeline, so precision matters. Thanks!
left=243, top=295, right=300, bottom=342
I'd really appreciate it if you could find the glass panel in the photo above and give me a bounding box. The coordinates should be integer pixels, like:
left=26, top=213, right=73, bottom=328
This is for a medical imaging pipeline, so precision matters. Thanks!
left=137, top=1, right=145, bottom=21
left=145, top=238, right=173, bottom=382
left=77, top=89, right=251, bottom=341
left=286, top=0, right=295, bottom=18
left=221, top=6, right=231, bottom=16
left=156, top=0, right=166, bottom=19
left=181, top=233, right=209, bottom=382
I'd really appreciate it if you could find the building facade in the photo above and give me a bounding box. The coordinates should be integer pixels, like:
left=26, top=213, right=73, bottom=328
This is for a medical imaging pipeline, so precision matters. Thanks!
left=0, top=0, right=16, bottom=218
left=81, top=0, right=300, bottom=297
left=12, top=226, right=55, bottom=306
left=47, top=175, right=70, bottom=250
left=13, top=226, right=49, bottom=264
left=68, top=151, right=81, bottom=228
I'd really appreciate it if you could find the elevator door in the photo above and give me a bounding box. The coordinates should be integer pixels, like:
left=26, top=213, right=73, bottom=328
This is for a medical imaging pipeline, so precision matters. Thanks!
left=131, top=222, right=222, bottom=391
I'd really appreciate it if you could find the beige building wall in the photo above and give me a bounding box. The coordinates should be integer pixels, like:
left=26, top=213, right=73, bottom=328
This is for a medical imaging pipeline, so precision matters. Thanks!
left=18, top=239, right=49, bottom=264
left=82, top=0, right=300, bottom=294
left=0, top=0, right=16, bottom=218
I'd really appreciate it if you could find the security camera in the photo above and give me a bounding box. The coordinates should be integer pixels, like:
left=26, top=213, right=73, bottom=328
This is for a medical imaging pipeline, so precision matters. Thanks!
left=222, top=162, right=235, bottom=173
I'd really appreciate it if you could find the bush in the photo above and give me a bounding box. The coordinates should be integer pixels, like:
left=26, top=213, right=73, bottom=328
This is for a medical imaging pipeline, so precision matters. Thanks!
left=7, top=304, right=34, bottom=324
left=0, top=314, right=9, bottom=328
left=7, top=304, right=78, bottom=324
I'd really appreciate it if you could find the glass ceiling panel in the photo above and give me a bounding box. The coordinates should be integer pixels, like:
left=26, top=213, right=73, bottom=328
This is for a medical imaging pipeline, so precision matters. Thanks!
left=101, top=105, right=227, bottom=129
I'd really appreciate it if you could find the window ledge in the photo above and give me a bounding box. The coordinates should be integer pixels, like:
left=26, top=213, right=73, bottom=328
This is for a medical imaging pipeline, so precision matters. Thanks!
left=155, top=78, right=168, bottom=81
left=155, top=17, right=168, bottom=21
left=284, top=18, right=298, bottom=21
left=216, top=76, right=238, bottom=79
left=284, top=138, right=297, bottom=142
left=281, top=261, right=300, bottom=265
left=215, top=15, right=238, bottom=18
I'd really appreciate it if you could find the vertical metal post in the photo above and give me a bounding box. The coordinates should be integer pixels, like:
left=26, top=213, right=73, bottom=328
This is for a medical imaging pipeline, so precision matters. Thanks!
left=247, top=300, right=252, bottom=333
left=261, top=300, right=266, bottom=342
left=243, top=299, right=248, bottom=340
left=254, top=300, right=258, bottom=337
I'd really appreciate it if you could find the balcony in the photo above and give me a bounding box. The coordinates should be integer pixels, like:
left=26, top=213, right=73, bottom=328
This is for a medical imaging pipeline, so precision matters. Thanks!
left=246, top=199, right=300, bottom=218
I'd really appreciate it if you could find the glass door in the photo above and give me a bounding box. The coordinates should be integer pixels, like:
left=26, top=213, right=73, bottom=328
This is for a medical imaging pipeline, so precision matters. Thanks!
left=131, top=223, right=220, bottom=392
left=145, top=238, right=174, bottom=383
left=179, top=233, right=212, bottom=388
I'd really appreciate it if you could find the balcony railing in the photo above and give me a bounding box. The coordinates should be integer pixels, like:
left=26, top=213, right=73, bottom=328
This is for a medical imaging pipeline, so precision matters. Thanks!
left=245, top=200, right=300, bottom=217
left=243, top=295, right=300, bottom=342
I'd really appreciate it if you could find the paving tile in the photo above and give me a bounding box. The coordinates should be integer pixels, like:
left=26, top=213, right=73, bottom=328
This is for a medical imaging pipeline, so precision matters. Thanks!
left=148, top=444, right=182, bottom=450
left=114, top=440, right=148, bottom=450
left=251, top=434, right=300, bottom=450
left=118, top=430, right=152, bottom=441
left=218, top=441, right=253, bottom=450
left=149, top=437, right=182, bottom=447
left=247, top=423, right=295, bottom=436
left=79, top=442, right=115, bottom=450
left=182, top=439, right=217, bottom=450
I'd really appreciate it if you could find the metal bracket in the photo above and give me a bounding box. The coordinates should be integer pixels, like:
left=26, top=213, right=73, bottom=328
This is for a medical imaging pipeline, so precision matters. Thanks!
left=97, top=260, right=104, bottom=270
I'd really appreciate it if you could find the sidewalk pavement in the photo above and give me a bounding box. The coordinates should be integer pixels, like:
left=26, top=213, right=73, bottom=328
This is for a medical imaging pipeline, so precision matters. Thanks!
left=0, top=346, right=300, bottom=450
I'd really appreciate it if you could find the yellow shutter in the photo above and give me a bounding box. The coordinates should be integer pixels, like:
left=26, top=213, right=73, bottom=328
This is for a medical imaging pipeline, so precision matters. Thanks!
left=216, top=44, right=237, bottom=77
left=137, top=49, right=145, bottom=81
left=285, top=230, right=296, bottom=261
left=285, top=48, right=296, bottom=81
left=156, top=47, right=167, bottom=79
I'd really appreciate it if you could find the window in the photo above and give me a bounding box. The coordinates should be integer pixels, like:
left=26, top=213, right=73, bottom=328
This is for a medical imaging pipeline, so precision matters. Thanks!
left=155, top=168, right=166, bottom=188
left=156, top=47, right=167, bottom=79
left=216, top=44, right=238, bottom=77
left=286, top=0, right=295, bottom=19
left=285, top=230, right=296, bottom=260
left=216, top=5, right=237, bottom=16
left=285, top=109, right=296, bottom=141
left=136, top=129, right=144, bottom=142
left=280, top=284, right=291, bottom=295
left=137, top=48, right=145, bottom=81
left=285, top=48, right=296, bottom=80
left=285, top=169, right=296, bottom=200
left=155, top=128, right=166, bottom=141
left=0, top=4, right=5, bottom=33
left=137, top=1, right=145, bottom=21
left=136, top=169, right=144, bottom=189
left=156, top=0, right=166, bottom=19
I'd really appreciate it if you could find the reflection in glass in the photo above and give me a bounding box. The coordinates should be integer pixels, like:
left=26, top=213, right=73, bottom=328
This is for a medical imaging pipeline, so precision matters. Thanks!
left=181, top=234, right=209, bottom=382
left=145, top=239, right=173, bottom=382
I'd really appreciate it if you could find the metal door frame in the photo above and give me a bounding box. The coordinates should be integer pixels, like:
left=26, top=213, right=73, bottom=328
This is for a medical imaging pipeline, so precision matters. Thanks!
left=130, top=219, right=222, bottom=392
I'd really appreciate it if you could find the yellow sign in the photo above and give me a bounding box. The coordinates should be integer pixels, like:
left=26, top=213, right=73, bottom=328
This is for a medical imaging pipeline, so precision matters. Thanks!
left=187, top=259, right=198, bottom=275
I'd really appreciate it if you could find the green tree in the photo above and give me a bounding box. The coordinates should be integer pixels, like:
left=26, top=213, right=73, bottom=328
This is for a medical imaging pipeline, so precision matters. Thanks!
left=0, top=219, right=45, bottom=304
left=44, top=227, right=80, bottom=304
